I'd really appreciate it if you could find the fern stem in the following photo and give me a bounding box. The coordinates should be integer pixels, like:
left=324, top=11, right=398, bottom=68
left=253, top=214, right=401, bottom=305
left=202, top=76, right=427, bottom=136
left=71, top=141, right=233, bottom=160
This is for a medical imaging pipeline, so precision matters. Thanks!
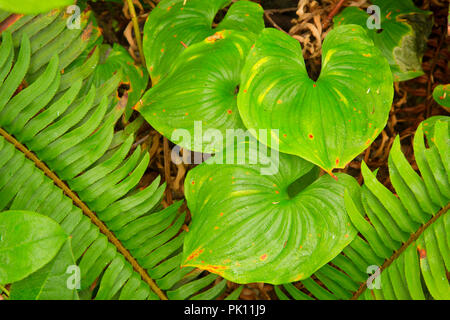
left=126, top=0, right=146, bottom=68
left=0, top=127, right=168, bottom=300
left=352, top=203, right=449, bottom=299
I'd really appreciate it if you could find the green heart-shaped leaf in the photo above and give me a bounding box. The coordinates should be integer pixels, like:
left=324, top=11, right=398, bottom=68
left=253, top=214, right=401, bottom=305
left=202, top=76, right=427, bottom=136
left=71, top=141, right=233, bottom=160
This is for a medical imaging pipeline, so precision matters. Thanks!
left=0, top=0, right=72, bottom=14
left=433, top=84, right=449, bottom=108
left=143, top=0, right=264, bottom=84
left=0, top=210, right=67, bottom=284
left=10, top=239, right=79, bottom=300
left=90, top=44, right=148, bottom=120
left=138, top=30, right=256, bottom=153
left=334, top=0, right=432, bottom=81
left=238, top=25, right=393, bottom=173
left=182, top=139, right=358, bottom=284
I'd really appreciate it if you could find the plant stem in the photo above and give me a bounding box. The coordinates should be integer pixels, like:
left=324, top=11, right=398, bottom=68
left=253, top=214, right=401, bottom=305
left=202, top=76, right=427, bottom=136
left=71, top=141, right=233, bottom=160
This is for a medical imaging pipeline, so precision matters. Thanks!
left=126, top=0, right=146, bottom=67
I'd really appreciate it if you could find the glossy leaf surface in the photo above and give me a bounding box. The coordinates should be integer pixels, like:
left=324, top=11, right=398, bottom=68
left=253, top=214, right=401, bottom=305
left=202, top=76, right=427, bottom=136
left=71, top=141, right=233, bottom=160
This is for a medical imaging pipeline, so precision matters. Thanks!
left=182, top=140, right=358, bottom=284
left=433, top=84, right=449, bottom=108
left=0, top=0, right=72, bottom=14
left=0, top=210, right=66, bottom=284
left=238, top=26, right=393, bottom=173
left=138, top=30, right=256, bottom=153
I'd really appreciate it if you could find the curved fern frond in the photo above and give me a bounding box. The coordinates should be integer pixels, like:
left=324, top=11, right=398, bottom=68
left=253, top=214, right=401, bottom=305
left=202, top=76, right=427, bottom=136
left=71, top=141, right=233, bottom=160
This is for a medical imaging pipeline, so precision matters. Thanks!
left=276, top=117, right=449, bottom=300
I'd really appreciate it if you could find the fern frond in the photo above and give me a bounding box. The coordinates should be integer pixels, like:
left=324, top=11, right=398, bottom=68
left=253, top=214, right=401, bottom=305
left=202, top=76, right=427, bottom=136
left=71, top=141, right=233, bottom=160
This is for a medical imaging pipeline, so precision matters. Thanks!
left=276, top=117, right=449, bottom=300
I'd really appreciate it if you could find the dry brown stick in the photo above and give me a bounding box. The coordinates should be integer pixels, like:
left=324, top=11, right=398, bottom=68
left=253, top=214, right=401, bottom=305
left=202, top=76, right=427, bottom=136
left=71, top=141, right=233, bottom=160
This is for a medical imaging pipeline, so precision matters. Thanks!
left=131, top=133, right=150, bottom=150
left=265, top=7, right=298, bottom=14
left=425, top=28, right=446, bottom=117
left=145, top=0, right=156, bottom=8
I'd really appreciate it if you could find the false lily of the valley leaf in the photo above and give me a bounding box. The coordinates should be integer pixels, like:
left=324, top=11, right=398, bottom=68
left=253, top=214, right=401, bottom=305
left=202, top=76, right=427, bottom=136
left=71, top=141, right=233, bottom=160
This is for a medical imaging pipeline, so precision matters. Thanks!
left=138, top=30, right=256, bottom=153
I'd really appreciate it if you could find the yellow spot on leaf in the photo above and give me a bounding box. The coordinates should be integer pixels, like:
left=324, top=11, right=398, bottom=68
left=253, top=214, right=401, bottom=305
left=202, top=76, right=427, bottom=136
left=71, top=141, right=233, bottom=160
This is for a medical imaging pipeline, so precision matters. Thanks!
left=186, top=247, right=204, bottom=261
left=234, top=42, right=244, bottom=58
left=257, top=81, right=278, bottom=104
left=200, top=265, right=228, bottom=276
left=152, top=75, right=161, bottom=85
left=323, top=49, right=336, bottom=66
left=294, top=273, right=304, bottom=281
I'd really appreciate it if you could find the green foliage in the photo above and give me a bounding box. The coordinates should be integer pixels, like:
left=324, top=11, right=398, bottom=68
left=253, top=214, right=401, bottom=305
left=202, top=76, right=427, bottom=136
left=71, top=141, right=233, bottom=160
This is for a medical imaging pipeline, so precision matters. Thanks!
left=182, top=138, right=358, bottom=284
left=0, top=28, right=162, bottom=299
left=139, top=0, right=265, bottom=154
left=238, top=25, right=393, bottom=173
left=0, top=0, right=72, bottom=14
left=0, top=210, right=67, bottom=284
left=0, top=1, right=447, bottom=301
left=140, top=1, right=393, bottom=172
left=0, top=8, right=101, bottom=82
left=334, top=0, right=432, bottom=81
left=275, top=117, right=449, bottom=300
left=143, top=0, right=264, bottom=84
